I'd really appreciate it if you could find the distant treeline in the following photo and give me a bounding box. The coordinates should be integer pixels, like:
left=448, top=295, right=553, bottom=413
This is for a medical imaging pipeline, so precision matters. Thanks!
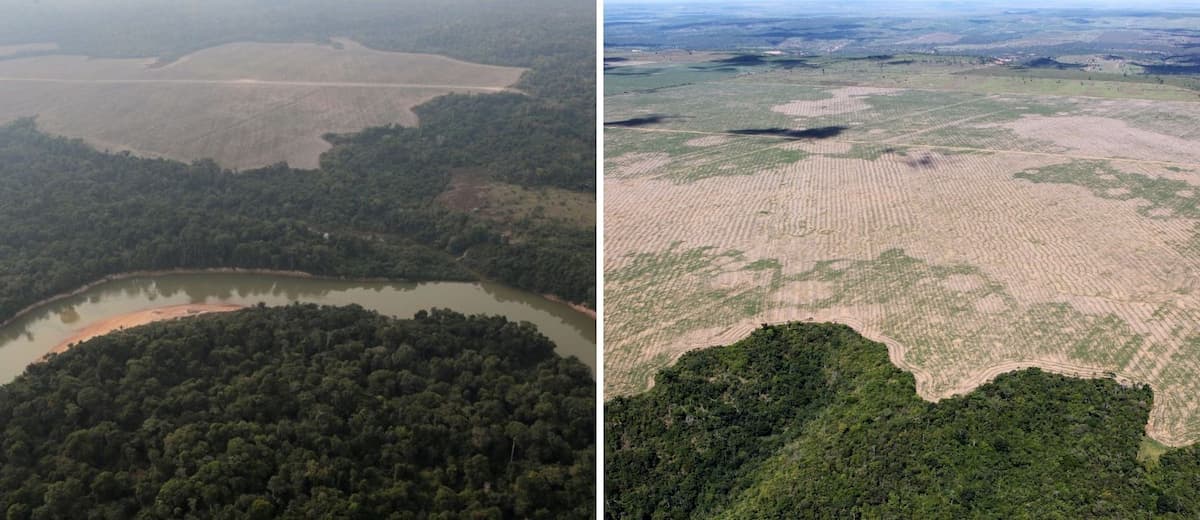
left=607, top=322, right=1200, bottom=518
left=0, top=304, right=594, bottom=518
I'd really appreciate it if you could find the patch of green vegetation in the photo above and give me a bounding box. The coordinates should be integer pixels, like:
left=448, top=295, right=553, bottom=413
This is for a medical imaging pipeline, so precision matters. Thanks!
left=606, top=244, right=743, bottom=352
left=456, top=178, right=595, bottom=229
left=760, top=147, right=808, bottom=164
left=790, top=248, right=928, bottom=302
left=605, top=63, right=745, bottom=96
left=860, top=89, right=985, bottom=121
left=606, top=80, right=824, bottom=134
left=608, top=243, right=740, bottom=283
left=665, top=145, right=809, bottom=183
left=607, top=320, right=1200, bottom=518
left=785, top=249, right=1144, bottom=381
left=606, top=245, right=788, bottom=393
left=744, top=258, right=782, bottom=271
left=961, top=65, right=1200, bottom=94
left=604, top=127, right=699, bottom=158
left=725, top=290, right=765, bottom=317
left=1157, top=337, right=1200, bottom=391
left=1016, top=160, right=1200, bottom=220
left=1140, top=435, right=1172, bottom=470
left=904, top=123, right=1043, bottom=152
left=952, top=69, right=1200, bottom=100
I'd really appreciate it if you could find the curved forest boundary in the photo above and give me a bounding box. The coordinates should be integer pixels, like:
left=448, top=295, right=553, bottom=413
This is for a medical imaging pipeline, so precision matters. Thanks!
left=606, top=321, right=1200, bottom=518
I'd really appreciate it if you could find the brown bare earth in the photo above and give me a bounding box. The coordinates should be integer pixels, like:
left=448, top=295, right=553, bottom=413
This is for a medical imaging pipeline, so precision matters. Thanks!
left=1001, top=115, right=1200, bottom=163
left=47, top=304, right=244, bottom=358
left=771, top=86, right=902, bottom=118
left=611, top=152, right=673, bottom=178
left=0, top=39, right=525, bottom=169
left=606, top=78, right=1200, bottom=445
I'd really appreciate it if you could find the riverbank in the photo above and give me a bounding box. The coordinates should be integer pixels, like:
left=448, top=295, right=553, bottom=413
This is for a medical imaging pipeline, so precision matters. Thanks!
left=543, top=294, right=597, bottom=320
left=0, top=268, right=313, bottom=331
left=2, top=268, right=595, bottom=332
left=45, top=303, right=245, bottom=359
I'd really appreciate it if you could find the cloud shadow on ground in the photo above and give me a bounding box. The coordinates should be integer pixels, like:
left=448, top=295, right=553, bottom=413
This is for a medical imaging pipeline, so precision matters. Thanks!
left=728, top=126, right=848, bottom=139
left=605, top=114, right=685, bottom=127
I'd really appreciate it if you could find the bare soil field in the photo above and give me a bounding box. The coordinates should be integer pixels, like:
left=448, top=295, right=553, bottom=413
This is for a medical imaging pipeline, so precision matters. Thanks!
left=0, top=39, right=524, bottom=169
left=771, top=86, right=903, bottom=118
left=605, top=60, right=1200, bottom=446
left=47, top=303, right=243, bottom=358
left=1000, top=115, right=1200, bottom=163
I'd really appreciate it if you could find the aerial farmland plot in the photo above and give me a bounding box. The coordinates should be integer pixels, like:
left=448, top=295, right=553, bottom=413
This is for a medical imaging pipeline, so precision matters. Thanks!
left=605, top=44, right=1200, bottom=445
left=0, top=38, right=524, bottom=169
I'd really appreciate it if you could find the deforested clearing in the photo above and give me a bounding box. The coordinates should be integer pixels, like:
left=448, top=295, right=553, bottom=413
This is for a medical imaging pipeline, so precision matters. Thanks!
left=771, top=86, right=903, bottom=118
left=1001, top=115, right=1200, bottom=164
left=605, top=55, right=1200, bottom=446
left=0, top=39, right=525, bottom=169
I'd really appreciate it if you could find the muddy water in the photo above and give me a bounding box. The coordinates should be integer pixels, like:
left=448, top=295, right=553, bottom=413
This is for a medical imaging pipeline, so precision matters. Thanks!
left=0, top=273, right=595, bottom=383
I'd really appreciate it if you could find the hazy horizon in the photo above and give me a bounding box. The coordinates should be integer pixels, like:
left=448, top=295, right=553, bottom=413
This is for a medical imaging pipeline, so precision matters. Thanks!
left=605, top=0, right=1200, bottom=16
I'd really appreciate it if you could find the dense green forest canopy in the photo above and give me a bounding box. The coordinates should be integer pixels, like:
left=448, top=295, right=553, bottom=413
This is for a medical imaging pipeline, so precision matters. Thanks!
left=606, top=322, right=1200, bottom=518
left=0, top=304, right=594, bottom=519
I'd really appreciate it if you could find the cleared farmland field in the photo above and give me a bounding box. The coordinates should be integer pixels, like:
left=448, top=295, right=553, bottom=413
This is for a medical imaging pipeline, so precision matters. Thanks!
left=0, top=38, right=524, bottom=169
left=605, top=56, right=1200, bottom=446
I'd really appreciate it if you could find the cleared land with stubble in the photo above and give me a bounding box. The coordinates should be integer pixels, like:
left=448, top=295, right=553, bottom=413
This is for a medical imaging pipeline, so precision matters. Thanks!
left=605, top=56, right=1200, bottom=446
left=0, top=38, right=524, bottom=169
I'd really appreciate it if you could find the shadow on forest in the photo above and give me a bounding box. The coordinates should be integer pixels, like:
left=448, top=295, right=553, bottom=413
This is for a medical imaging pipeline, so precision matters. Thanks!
left=729, top=126, right=847, bottom=140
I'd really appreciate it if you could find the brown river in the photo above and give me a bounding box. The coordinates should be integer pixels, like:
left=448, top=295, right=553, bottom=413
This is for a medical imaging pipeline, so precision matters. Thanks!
left=0, top=273, right=595, bottom=383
